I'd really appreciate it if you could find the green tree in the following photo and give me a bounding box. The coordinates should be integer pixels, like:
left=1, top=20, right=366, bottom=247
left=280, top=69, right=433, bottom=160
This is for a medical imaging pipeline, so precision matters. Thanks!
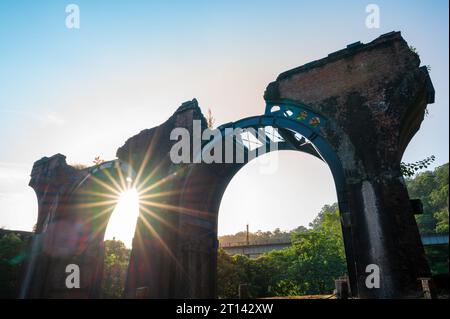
left=269, top=279, right=301, bottom=296
left=431, top=164, right=449, bottom=233
left=219, top=228, right=292, bottom=246
left=288, top=227, right=346, bottom=295
left=308, top=203, right=339, bottom=229
left=401, top=155, right=435, bottom=178
left=406, top=163, right=449, bottom=275
left=101, top=238, right=131, bottom=298
left=407, top=163, right=449, bottom=234
left=434, top=210, right=449, bottom=233
left=217, top=248, right=241, bottom=298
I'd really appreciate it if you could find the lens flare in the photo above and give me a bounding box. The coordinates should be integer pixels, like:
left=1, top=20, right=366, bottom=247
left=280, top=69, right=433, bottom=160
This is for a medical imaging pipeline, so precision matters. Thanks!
left=104, top=188, right=140, bottom=247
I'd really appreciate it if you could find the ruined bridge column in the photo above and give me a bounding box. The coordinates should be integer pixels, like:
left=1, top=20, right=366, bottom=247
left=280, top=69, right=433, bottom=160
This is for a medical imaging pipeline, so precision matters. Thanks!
left=22, top=155, right=134, bottom=298
left=264, top=31, right=434, bottom=298
left=118, top=99, right=209, bottom=298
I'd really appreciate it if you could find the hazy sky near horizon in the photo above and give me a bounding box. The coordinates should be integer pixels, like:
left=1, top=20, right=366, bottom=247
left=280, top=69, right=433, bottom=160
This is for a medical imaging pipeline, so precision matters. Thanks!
left=0, top=1, right=448, bottom=246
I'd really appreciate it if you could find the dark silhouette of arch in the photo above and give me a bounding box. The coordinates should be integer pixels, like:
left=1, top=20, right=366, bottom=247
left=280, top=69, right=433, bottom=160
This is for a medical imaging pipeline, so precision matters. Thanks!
left=21, top=157, right=135, bottom=298
left=23, top=32, right=435, bottom=299
left=174, top=102, right=354, bottom=297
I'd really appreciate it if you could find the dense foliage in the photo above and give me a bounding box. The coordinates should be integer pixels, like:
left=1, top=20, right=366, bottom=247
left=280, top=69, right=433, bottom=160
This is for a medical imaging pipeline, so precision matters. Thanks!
left=217, top=205, right=347, bottom=298
left=408, top=163, right=449, bottom=234
left=407, top=163, right=449, bottom=275
left=101, top=238, right=131, bottom=298
left=0, top=233, right=28, bottom=298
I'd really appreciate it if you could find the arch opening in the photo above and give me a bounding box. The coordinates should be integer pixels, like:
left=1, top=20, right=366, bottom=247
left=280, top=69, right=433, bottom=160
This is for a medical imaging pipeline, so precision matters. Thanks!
left=104, top=188, right=140, bottom=248
left=100, top=187, right=139, bottom=298
left=216, top=150, right=347, bottom=298
left=218, top=151, right=337, bottom=236
left=178, top=111, right=356, bottom=298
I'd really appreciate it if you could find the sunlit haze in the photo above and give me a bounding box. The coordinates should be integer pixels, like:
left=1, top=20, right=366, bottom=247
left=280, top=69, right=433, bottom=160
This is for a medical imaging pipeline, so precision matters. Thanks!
left=218, top=152, right=337, bottom=235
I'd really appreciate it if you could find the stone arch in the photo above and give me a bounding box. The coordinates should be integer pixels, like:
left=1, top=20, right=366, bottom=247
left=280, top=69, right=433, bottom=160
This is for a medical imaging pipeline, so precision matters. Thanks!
left=124, top=32, right=434, bottom=299
left=173, top=105, right=356, bottom=298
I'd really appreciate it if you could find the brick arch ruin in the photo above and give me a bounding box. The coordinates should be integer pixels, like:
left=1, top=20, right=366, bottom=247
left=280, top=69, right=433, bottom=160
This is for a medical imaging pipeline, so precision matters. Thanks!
left=21, top=32, right=435, bottom=299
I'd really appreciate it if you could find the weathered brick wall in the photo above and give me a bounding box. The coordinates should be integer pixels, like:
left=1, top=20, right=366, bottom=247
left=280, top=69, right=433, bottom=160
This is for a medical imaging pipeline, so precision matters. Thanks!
left=265, top=32, right=433, bottom=172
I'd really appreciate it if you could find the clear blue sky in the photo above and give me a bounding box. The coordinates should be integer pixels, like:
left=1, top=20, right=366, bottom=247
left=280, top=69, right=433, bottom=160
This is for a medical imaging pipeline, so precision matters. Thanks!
left=0, top=1, right=448, bottom=245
